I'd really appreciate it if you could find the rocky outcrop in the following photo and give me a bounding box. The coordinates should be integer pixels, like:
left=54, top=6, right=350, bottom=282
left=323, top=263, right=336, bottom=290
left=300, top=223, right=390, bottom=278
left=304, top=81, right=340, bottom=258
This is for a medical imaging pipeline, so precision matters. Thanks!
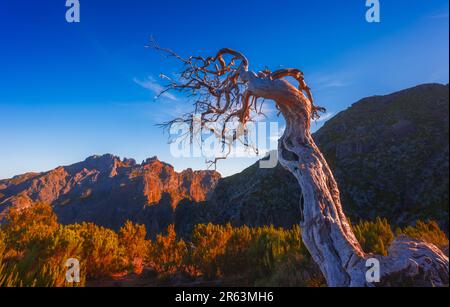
left=0, top=155, right=220, bottom=235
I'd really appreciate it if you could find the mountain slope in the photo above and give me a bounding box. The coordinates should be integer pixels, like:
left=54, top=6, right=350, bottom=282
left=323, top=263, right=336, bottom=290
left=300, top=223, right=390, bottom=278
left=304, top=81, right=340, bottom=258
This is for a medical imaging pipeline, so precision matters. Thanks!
left=315, top=83, right=449, bottom=228
left=207, top=162, right=301, bottom=228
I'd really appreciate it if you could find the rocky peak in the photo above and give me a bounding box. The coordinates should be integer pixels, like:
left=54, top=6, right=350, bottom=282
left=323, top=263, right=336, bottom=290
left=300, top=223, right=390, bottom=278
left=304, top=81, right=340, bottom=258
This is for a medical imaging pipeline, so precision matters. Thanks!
left=0, top=155, right=221, bottom=235
left=122, top=158, right=136, bottom=166
left=143, top=156, right=160, bottom=164
left=82, top=154, right=120, bottom=176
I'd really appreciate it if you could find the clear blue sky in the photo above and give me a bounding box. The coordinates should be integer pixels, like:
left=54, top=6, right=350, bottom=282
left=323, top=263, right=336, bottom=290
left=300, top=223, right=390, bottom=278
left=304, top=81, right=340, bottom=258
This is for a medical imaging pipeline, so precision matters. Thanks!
left=0, top=0, right=448, bottom=179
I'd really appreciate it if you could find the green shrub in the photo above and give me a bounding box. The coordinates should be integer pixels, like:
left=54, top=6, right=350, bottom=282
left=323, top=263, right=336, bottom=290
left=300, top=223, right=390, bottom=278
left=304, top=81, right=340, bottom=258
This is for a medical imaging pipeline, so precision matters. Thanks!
left=352, top=218, right=394, bottom=256
left=219, top=225, right=253, bottom=277
left=255, top=253, right=325, bottom=287
left=188, top=224, right=304, bottom=281
left=190, top=223, right=233, bottom=279
left=397, top=220, right=449, bottom=250
left=246, top=225, right=302, bottom=280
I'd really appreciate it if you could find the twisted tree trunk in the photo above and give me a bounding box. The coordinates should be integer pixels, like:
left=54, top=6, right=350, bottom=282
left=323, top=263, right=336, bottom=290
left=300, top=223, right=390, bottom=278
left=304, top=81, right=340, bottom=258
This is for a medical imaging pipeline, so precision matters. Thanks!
left=240, top=70, right=449, bottom=287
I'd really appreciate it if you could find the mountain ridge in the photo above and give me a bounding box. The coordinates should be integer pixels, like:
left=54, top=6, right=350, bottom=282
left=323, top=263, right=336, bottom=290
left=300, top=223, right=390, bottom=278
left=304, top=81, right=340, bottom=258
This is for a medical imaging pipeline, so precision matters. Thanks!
left=0, top=154, right=221, bottom=235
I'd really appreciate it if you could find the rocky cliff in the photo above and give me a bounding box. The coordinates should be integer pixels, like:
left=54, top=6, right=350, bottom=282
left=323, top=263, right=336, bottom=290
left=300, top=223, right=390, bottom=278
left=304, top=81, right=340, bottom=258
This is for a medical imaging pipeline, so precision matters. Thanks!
left=0, top=154, right=220, bottom=235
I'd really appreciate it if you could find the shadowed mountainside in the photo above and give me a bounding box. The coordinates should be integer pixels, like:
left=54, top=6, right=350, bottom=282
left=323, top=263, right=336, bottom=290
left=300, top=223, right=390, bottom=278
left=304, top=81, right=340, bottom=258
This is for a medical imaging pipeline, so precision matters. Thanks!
left=315, top=83, right=449, bottom=229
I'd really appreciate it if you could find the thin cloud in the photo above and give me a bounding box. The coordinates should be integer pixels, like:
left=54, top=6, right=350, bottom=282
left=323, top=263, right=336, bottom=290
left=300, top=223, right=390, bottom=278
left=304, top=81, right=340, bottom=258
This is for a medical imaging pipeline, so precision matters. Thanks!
left=315, top=78, right=351, bottom=89
left=321, top=80, right=351, bottom=88
left=310, top=72, right=353, bottom=90
left=134, top=76, right=178, bottom=101
left=314, top=112, right=335, bottom=123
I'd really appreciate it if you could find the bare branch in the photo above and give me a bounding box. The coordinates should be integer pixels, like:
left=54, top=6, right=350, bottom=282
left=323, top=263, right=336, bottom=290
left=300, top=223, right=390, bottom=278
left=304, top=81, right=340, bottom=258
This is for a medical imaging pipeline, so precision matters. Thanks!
left=149, top=41, right=325, bottom=167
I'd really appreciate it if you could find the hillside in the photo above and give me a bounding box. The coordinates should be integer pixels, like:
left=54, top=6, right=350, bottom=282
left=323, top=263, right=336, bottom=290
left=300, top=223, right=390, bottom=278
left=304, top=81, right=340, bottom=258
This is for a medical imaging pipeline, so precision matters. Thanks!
left=315, top=83, right=449, bottom=228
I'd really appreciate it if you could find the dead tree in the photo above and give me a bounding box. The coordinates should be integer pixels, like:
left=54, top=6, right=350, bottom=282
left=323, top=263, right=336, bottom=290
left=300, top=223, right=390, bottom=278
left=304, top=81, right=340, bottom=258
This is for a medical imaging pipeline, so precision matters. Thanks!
left=150, top=42, right=449, bottom=287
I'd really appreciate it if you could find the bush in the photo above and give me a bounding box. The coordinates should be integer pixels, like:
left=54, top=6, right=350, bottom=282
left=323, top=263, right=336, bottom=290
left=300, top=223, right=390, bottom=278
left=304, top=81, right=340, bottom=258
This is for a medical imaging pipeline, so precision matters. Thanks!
left=255, top=253, right=325, bottom=287
left=5, top=243, right=79, bottom=287
left=1, top=203, right=448, bottom=288
left=148, top=224, right=186, bottom=275
left=352, top=218, right=394, bottom=256
left=246, top=225, right=302, bottom=280
left=0, top=206, right=86, bottom=286
left=190, top=223, right=233, bottom=279
left=119, top=221, right=149, bottom=274
left=0, top=230, right=19, bottom=287
left=397, top=220, right=449, bottom=251
left=219, top=225, right=253, bottom=277
left=2, top=203, right=59, bottom=251
left=190, top=224, right=305, bottom=284
left=75, top=223, right=125, bottom=279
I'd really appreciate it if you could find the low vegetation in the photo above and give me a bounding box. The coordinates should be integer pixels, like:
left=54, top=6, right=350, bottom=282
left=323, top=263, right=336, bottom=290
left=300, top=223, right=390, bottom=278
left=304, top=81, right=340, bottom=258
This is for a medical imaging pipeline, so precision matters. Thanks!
left=0, top=204, right=448, bottom=287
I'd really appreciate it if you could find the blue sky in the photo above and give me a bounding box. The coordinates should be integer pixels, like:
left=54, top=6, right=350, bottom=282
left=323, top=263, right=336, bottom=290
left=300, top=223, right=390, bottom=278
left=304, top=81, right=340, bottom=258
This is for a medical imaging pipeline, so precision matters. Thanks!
left=0, top=0, right=448, bottom=179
